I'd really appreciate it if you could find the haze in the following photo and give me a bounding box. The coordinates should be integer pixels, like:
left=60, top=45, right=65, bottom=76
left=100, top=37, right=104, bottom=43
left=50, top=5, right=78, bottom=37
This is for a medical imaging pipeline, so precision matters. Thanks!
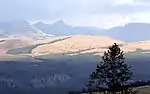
left=1, top=0, right=150, bottom=28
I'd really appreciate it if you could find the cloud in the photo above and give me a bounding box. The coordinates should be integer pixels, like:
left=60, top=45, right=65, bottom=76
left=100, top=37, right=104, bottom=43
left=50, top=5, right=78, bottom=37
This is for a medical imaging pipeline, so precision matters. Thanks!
left=0, top=0, right=150, bottom=28
left=137, top=0, right=150, bottom=3
left=63, top=13, right=131, bottom=29
left=129, top=12, right=150, bottom=23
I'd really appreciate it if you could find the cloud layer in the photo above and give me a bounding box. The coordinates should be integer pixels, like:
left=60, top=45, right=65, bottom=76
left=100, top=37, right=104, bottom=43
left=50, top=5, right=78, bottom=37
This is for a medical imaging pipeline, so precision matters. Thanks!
left=0, top=0, right=150, bottom=28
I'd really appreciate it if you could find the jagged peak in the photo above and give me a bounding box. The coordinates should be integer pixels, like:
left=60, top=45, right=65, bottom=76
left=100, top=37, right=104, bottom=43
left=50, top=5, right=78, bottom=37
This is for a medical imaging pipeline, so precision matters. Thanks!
left=34, top=22, right=46, bottom=25
left=52, top=20, right=67, bottom=26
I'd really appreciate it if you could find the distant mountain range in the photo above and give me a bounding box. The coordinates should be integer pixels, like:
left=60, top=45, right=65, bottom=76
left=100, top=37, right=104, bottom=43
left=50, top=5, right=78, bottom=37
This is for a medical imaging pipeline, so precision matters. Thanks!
left=0, top=20, right=150, bottom=41
left=34, top=21, right=150, bottom=42
left=0, top=20, right=53, bottom=39
left=33, top=20, right=102, bottom=36
left=103, top=23, right=150, bottom=42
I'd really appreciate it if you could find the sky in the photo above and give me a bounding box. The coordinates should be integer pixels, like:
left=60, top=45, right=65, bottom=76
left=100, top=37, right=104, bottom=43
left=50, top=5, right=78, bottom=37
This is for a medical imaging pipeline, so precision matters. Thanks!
left=0, top=0, right=150, bottom=28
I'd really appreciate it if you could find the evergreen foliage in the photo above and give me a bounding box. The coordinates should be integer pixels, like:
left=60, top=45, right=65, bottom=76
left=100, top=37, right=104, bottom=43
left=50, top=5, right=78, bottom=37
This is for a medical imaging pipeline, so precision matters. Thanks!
left=85, top=43, right=133, bottom=94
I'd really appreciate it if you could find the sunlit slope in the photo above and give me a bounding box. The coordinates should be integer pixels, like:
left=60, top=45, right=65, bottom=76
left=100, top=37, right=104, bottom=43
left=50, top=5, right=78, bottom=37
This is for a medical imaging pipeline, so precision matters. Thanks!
left=7, top=36, right=72, bottom=55
left=31, top=35, right=125, bottom=56
left=0, top=38, right=33, bottom=53
left=6, top=35, right=150, bottom=57
left=33, top=36, right=70, bottom=44
left=121, top=40, right=150, bottom=53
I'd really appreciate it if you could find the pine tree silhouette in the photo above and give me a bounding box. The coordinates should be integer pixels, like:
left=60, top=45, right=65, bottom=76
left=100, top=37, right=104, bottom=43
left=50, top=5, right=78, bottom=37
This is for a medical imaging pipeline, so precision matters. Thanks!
left=86, top=43, right=133, bottom=94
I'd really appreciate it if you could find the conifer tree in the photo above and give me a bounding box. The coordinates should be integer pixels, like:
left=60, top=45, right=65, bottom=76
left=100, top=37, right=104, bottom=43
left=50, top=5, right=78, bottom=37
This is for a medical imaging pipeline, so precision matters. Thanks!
left=86, top=43, right=133, bottom=94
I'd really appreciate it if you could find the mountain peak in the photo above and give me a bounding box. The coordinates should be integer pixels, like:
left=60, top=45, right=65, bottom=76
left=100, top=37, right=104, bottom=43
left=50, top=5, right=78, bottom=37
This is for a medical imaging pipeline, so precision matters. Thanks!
left=52, top=20, right=67, bottom=26
left=34, top=22, right=46, bottom=26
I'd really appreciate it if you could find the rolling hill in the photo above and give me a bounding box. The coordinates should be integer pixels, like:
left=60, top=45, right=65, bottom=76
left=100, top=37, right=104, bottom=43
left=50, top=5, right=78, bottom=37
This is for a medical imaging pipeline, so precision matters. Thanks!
left=6, top=35, right=124, bottom=56
left=122, top=40, right=150, bottom=53
left=31, top=35, right=124, bottom=56
left=4, top=35, right=150, bottom=57
left=0, top=37, right=34, bottom=53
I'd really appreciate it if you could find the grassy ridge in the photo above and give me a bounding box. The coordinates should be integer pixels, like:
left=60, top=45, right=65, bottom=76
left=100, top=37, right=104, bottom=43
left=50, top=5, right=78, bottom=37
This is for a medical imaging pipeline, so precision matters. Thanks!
left=7, top=36, right=72, bottom=55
